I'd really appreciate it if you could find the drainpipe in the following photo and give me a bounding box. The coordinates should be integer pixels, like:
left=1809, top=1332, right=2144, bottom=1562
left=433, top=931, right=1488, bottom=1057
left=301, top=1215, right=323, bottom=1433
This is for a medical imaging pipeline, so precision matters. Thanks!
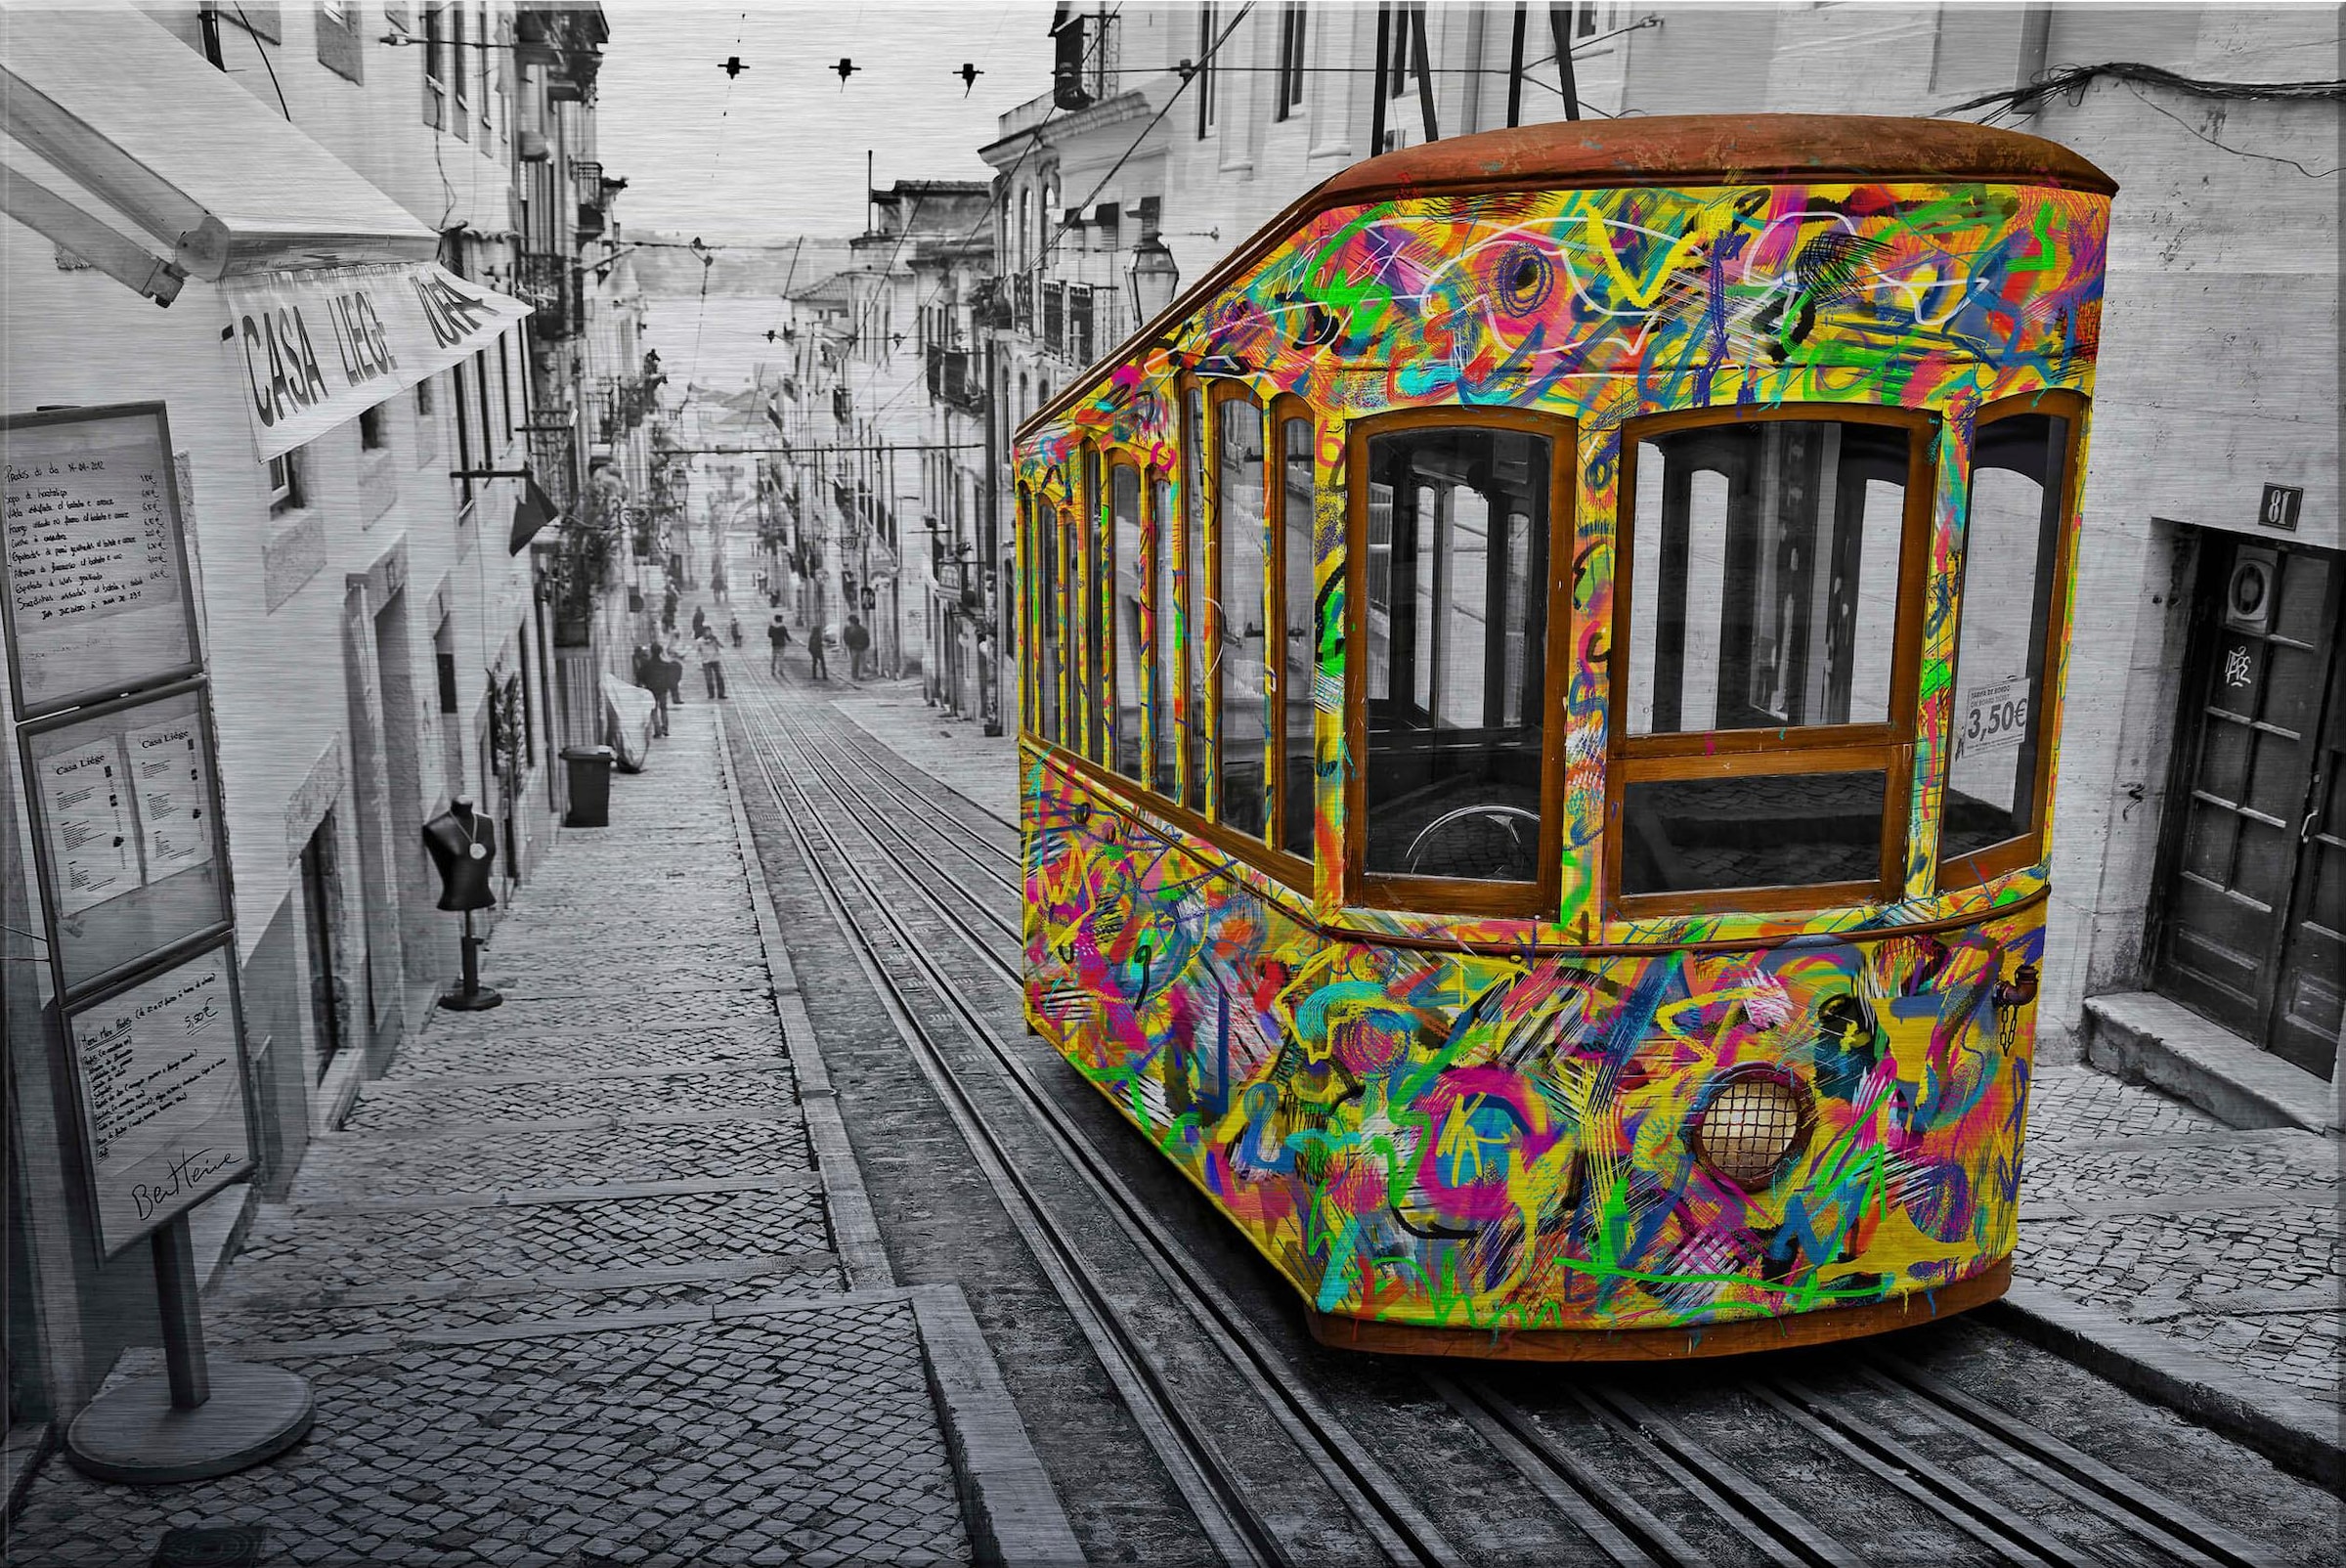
left=2012, top=4, right=2054, bottom=115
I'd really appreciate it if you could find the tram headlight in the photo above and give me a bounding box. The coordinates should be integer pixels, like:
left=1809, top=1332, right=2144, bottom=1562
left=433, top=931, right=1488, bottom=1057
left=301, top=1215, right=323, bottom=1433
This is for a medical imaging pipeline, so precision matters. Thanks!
left=1687, top=1067, right=1813, bottom=1192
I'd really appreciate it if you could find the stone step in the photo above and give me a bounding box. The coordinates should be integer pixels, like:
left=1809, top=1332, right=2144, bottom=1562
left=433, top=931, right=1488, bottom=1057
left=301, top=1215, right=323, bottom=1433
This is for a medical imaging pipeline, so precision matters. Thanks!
left=385, top=1020, right=795, bottom=1081
left=225, top=1179, right=832, bottom=1298
left=2082, top=992, right=2341, bottom=1135
left=344, top=1062, right=795, bottom=1133
left=290, top=1114, right=813, bottom=1201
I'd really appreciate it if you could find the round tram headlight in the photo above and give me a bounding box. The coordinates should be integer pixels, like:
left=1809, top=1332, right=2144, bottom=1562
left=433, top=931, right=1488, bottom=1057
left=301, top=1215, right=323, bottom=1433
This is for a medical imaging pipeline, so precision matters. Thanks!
left=1687, top=1067, right=1814, bottom=1192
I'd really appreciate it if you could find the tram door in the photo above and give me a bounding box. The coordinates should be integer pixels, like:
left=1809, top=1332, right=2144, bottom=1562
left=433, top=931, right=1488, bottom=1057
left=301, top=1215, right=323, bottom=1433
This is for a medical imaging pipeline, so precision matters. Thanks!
left=2155, top=537, right=2343, bottom=1079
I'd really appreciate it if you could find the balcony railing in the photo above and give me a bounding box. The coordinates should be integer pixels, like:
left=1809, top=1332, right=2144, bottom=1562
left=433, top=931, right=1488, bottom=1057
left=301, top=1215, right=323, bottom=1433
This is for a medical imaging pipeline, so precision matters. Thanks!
left=517, top=252, right=578, bottom=340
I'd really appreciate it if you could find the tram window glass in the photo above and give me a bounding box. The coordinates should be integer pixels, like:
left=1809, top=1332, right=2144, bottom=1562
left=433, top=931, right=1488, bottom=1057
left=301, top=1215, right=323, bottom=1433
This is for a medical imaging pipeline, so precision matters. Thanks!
left=1080, top=448, right=1104, bottom=763
left=1626, top=420, right=1909, bottom=736
left=1110, top=462, right=1147, bottom=782
left=1361, top=426, right=1552, bottom=885
left=1623, top=769, right=1889, bottom=896
left=1217, top=399, right=1271, bottom=840
left=1061, top=505, right=1080, bottom=749
left=1152, top=474, right=1179, bottom=797
left=1183, top=389, right=1209, bottom=812
left=1941, top=410, right=2069, bottom=872
left=1037, top=498, right=1062, bottom=743
left=1280, top=415, right=1317, bottom=862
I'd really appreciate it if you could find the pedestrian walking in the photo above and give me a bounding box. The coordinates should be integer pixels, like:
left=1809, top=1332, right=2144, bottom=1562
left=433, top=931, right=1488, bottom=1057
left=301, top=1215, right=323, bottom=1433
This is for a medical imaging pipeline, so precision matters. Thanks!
left=767, top=613, right=792, bottom=679
left=631, top=642, right=654, bottom=691
left=728, top=612, right=743, bottom=649
left=807, top=623, right=830, bottom=681
left=646, top=647, right=674, bottom=736
left=696, top=627, right=728, bottom=700
left=712, top=569, right=728, bottom=606
left=661, top=586, right=678, bottom=635
left=844, top=614, right=871, bottom=681
left=663, top=640, right=688, bottom=708
left=691, top=605, right=709, bottom=641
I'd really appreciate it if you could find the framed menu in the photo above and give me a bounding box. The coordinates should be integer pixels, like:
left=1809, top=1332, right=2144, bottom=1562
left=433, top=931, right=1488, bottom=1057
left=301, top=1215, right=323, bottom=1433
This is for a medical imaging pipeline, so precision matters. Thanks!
left=19, top=679, right=233, bottom=1001
left=2, top=404, right=201, bottom=720
left=62, top=935, right=254, bottom=1258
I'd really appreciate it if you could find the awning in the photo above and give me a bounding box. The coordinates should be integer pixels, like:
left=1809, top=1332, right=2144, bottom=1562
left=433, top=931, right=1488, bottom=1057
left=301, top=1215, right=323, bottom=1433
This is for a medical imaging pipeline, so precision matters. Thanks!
left=222, top=261, right=533, bottom=461
left=0, top=3, right=439, bottom=284
left=508, top=476, right=562, bottom=556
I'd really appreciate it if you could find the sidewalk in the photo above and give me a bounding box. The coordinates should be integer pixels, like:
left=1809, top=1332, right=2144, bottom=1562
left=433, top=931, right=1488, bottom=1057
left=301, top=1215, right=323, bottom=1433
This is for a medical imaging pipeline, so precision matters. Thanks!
left=820, top=687, right=2341, bottom=1482
left=8, top=701, right=1073, bottom=1567
left=2004, top=1065, right=2341, bottom=1484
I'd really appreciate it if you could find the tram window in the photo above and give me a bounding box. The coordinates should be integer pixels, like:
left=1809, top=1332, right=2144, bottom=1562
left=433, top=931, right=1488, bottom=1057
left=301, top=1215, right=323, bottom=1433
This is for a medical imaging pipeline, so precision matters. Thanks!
left=1151, top=474, right=1178, bottom=797
left=1941, top=409, right=2070, bottom=873
left=1217, top=398, right=1271, bottom=839
left=1037, top=500, right=1062, bottom=743
left=1280, top=415, right=1317, bottom=862
left=1083, top=447, right=1106, bottom=763
left=1626, top=420, right=1910, bottom=735
left=1623, top=769, right=1889, bottom=896
left=1361, top=425, right=1552, bottom=886
left=1109, top=462, right=1147, bottom=782
left=1183, top=389, right=1209, bottom=813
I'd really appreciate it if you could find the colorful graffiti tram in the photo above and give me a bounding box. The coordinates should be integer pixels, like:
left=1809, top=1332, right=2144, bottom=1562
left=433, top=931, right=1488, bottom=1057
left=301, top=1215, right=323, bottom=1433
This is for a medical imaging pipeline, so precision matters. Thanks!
left=1012, top=116, right=2112, bottom=1359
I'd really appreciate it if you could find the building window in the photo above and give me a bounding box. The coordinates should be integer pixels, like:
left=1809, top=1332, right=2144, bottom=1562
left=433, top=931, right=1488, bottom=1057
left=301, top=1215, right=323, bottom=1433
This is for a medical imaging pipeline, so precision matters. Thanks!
left=316, top=0, right=365, bottom=81
left=422, top=4, right=446, bottom=126
left=1614, top=411, right=1929, bottom=911
left=1275, top=3, right=1307, bottom=119
left=1576, top=0, right=1603, bottom=37
left=359, top=403, right=386, bottom=451
left=1068, top=285, right=1094, bottom=365
left=449, top=3, right=469, bottom=142
left=267, top=451, right=303, bottom=512
left=1358, top=420, right=1557, bottom=910
left=415, top=375, right=434, bottom=417
left=1195, top=4, right=1217, bottom=139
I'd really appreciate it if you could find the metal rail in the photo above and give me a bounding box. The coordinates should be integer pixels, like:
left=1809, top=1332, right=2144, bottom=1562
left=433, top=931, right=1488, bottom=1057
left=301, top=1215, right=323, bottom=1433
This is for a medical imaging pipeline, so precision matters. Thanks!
left=736, top=690, right=1462, bottom=1568
left=745, top=686, right=2285, bottom=1568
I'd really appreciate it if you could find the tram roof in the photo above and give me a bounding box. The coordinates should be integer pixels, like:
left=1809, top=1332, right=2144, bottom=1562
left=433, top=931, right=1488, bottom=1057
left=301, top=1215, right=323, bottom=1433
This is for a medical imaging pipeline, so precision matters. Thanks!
left=1318, top=113, right=2116, bottom=207
left=1018, top=114, right=2112, bottom=444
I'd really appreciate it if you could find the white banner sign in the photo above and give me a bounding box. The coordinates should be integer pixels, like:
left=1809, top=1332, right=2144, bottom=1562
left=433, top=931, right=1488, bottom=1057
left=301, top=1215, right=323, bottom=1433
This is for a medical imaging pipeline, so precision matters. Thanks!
left=222, top=262, right=532, bottom=462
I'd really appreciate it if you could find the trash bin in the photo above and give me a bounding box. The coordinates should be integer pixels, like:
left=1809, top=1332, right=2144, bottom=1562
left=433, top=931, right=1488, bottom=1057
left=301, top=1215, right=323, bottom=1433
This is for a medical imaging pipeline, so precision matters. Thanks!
left=561, top=745, right=616, bottom=828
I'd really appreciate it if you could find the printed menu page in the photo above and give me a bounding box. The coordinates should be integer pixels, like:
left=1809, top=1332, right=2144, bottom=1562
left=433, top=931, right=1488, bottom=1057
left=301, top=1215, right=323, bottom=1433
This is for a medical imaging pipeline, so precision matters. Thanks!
left=37, top=738, right=142, bottom=917
left=124, top=714, right=214, bottom=882
left=68, top=943, right=250, bottom=1254
left=2, top=411, right=193, bottom=712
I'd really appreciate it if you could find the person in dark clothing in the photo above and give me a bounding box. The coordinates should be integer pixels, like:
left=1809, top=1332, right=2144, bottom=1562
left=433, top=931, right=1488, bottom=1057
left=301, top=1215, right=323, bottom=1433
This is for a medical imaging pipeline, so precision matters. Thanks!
left=663, top=641, right=687, bottom=707
left=645, top=645, right=675, bottom=735
left=690, top=605, right=709, bottom=641
left=844, top=615, right=872, bottom=680
left=632, top=643, right=654, bottom=690
left=807, top=624, right=829, bottom=681
left=662, top=587, right=678, bottom=634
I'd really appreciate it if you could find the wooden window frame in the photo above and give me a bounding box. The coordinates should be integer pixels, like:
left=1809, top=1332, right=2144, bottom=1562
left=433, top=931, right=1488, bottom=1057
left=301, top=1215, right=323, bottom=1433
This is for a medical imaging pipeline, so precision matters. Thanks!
left=1179, top=375, right=1210, bottom=816
left=1105, top=451, right=1149, bottom=784
left=1016, top=483, right=1034, bottom=738
left=1936, top=387, right=2087, bottom=890
left=1056, top=501, right=1075, bottom=749
left=1606, top=402, right=1937, bottom=920
left=1343, top=406, right=1576, bottom=920
left=1207, top=381, right=1274, bottom=848
left=1080, top=442, right=1107, bottom=764
left=1264, top=394, right=1317, bottom=885
left=1146, top=462, right=1177, bottom=799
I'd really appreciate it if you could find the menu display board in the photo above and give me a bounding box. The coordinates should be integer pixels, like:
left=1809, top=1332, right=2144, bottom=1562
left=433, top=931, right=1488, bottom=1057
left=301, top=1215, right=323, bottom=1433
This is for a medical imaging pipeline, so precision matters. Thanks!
left=20, top=680, right=232, bottom=1000
left=1, top=405, right=200, bottom=719
left=63, top=936, right=253, bottom=1258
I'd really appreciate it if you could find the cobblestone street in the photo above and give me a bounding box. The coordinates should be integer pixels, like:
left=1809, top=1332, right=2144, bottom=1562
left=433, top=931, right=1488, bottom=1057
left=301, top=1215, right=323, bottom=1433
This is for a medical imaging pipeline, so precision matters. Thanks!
left=6, top=705, right=1068, bottom=1567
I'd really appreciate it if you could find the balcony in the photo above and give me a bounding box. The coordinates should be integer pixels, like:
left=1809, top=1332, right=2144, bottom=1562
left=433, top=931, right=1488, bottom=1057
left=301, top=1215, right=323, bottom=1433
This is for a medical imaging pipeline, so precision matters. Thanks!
left=926, top=346, right=983, bottom=414
left=517, top=252, right=581, bottom=340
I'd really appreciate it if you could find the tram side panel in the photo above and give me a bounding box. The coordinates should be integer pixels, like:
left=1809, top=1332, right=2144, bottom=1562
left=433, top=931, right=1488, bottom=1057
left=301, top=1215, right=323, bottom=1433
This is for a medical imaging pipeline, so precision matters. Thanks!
left=1022, top=756, right=2040, bottom=1341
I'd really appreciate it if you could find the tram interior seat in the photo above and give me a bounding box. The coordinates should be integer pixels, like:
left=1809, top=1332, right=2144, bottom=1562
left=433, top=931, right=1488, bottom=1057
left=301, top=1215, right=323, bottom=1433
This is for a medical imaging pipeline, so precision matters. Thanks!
left=1622, top=771, right=1886, bottom=897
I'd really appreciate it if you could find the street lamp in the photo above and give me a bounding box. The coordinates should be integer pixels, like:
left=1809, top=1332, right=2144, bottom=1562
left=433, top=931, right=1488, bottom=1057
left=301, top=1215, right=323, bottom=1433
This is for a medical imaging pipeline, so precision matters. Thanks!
left=1127, top=231, right=1179, bottom=327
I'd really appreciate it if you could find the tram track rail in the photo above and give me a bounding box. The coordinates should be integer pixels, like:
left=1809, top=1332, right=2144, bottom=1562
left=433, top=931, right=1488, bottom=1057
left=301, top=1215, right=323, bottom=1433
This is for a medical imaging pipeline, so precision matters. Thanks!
left=733, top=684, right=2292, bottom=1568
left=735, top=689, right=1462, bottom=1568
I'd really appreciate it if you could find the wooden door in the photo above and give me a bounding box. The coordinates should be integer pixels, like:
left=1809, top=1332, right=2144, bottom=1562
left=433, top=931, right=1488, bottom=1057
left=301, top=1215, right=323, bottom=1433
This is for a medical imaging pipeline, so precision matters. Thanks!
left=2155, top=539, right=2341, bottom=1071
